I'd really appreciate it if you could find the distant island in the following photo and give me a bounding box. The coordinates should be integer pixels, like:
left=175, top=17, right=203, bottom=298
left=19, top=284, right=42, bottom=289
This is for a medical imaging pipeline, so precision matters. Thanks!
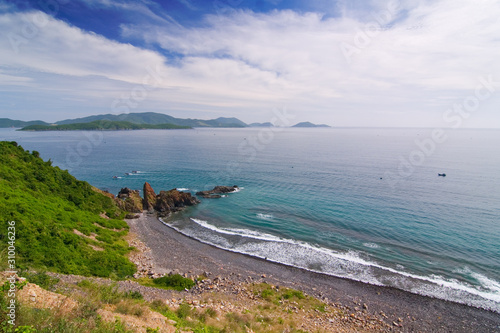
left=2, top=112, right=332, bottom=129
left=0, top=118, right=49, bottom=128
left=249, top=122, right=274, bottom=127
left=292, top=121, right=331, bottom=128
left=19, top=120, right=191, bottom=131
left=53, top=112, right=247, bottom=128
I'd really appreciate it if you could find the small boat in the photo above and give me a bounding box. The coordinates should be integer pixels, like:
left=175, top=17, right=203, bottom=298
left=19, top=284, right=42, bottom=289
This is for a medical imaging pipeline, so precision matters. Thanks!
left=132, top=170, right=138, bottom=174
left=125, top=172, right=131, bottom=176
left=112, top=176, right=118, bottom=179
left=438, top=173, right=446, bottom=177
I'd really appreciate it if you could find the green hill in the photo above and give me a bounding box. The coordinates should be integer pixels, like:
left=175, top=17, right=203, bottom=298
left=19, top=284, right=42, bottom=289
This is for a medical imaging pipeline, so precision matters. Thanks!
left=20, top=120, right=191, bottom=131
left=291, top=121, right=331, bottom=128
left=55, top=112, right=248, bottom=128
left=0, top=118, right=49, bottom=128
left=0, top=141, right=135, bottom=278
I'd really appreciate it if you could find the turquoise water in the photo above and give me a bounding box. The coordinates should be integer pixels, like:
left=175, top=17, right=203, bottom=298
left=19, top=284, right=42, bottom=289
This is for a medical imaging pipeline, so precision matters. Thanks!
left=2, top=127, right=499, bottom=312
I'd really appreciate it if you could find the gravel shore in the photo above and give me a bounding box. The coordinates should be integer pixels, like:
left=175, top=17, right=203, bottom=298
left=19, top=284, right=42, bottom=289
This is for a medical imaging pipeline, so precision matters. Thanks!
left=126, top=212, right=500, bottom=333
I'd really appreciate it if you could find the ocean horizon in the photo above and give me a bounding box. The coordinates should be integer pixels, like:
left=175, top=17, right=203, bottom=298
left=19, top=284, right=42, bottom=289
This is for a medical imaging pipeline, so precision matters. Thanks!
left=2, top=127, right=499, bottom=313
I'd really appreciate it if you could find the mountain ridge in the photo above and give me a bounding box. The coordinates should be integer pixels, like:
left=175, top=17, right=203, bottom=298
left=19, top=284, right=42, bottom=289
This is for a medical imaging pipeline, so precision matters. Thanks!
left=292, top=121, right=331, bottom=128
left=0, top=118, right=50, bottom=128
left=2, top=113, right=331, bottom=128
left=19, top=120, right=191, bottom=131
left=55, top=112, right=247, bottom=128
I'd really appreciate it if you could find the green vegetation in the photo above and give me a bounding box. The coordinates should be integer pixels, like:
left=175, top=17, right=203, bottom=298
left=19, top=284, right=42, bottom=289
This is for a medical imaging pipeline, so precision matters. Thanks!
left=152, top=274, right=195, bottom=291
left=0, top=274, right=334, bottom=333
left=134, top=274, right=196, bottom=291
left=0, top=119, right=49, bottom=128
left=19, top=120, right=191, bottom=131
left=21, top=272, right=59, bottom=290
left=75, top=280, right=142, bottom=304
left=54, top=112, right=248, bottom=128
left=255, top=283, right=305, bottom=305
left=0, top=288, right=134, bottom=333
left=0, top=141, right=135, bottom=278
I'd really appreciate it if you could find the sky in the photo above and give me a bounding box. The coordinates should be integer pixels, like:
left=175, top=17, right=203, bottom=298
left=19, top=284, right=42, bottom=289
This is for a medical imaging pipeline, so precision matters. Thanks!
left=0, top=0, right=499, bottom=127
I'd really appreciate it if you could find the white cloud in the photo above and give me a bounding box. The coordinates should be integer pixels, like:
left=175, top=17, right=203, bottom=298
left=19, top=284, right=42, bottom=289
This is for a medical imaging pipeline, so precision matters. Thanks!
left=78, top=0, right=180, bottom=26
left=1, top=0, right=500, bottom=127
left=122, top=0, right=500, bottom=126
left=0, top=11, right=170, bottom=84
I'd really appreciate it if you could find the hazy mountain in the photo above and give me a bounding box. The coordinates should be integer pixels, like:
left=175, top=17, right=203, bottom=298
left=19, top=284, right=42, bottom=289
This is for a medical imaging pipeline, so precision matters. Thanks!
left=0, top=118, right=49, bottom=128
left=249, top=122, right=274, bottom=127
left=56, top=112, right=248, bottom=128
left=20, top=120, right=191, bottom=131
left=292, top=122, right=331, bottom=128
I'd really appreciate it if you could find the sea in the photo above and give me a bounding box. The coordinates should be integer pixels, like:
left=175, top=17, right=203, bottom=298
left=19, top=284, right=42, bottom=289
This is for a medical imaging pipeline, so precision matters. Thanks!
left=1, top=127, right=499, bottom=313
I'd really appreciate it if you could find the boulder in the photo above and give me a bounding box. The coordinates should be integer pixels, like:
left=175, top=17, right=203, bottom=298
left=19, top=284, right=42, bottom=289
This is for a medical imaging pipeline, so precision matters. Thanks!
left=196, top=185, right=238, bottom=198
left=143, top=182, right=157, bottom=211
left=155, top=189, right=200, bottom=217
left=115, top=187, right=143, bottom=213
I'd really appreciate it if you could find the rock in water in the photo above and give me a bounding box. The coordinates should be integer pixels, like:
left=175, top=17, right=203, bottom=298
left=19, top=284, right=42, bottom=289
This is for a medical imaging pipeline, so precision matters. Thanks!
left=155, top=189, right=200, bottom=217
left=196, top=185, right=239, bottom=198
left=116, top=187, right=143, bottom=213
left=143, top=182, right=157, bottom=212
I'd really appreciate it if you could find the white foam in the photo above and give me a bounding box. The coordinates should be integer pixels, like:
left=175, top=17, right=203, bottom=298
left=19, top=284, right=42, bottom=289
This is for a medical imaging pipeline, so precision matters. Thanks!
left=363, top=242, right=380, bottom=249
left=257, top=213, right=274, bottom=219
left=160, top=217, right=500, bottom=313
left=190, top=218, right=285, bottom=243
left=176, top=188, right=189, bottom=191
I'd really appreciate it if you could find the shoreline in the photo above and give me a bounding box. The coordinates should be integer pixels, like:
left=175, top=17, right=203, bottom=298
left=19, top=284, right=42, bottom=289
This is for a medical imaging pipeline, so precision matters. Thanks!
left=127, top=212, right=500, bottom=332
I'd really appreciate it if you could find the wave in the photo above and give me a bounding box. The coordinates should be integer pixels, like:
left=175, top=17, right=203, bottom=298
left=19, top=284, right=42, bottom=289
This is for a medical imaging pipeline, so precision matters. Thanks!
left=176, top=188, right=189, bottom=191
left=160, top=217, right=500, bottom=313
left=363, top=242, right=380, bottom=249
left=256, top=213, right=274, bottom=219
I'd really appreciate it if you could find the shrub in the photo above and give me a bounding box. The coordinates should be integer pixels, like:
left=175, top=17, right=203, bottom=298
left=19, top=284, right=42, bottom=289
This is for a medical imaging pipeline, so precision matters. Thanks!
left=124, top=290, right=143, bottom=300
left=152, top=274, right=195, bottom=291
left=260, top=288, right=275, bottom=301
left=176, top=303, right=192, bottom=319
left=281, top=289, right=305, bottom=300
left=22, top=271, right=60, bottom=290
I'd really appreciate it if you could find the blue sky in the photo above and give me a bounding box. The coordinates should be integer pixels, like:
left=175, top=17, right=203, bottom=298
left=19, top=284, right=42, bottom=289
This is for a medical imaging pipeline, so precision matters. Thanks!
left=1, top=0, right=499, bottom=127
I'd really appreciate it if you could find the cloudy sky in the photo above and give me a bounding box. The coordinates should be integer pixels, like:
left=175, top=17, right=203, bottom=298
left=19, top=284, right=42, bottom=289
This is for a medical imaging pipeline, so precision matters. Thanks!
left=0, top=0, right=499, bottom=127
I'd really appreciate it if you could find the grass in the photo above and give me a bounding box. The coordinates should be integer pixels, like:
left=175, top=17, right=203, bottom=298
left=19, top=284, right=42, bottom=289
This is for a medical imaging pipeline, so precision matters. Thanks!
left=0, top=288, right=135, bottom=333
left=75, top=280, right=142, bottom=305
left=115, top=300, right=144, bottom=317
left=1, top=273, right=337, bottom=333
left=20, top=272, right=60, bottom=290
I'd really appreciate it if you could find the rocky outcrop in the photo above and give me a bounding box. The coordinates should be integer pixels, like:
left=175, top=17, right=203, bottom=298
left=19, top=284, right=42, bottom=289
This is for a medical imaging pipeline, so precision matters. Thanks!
left=155, top=189, right=200, bottom=217
left=116, top=187, right=143, bottom=213
left=196, top=185, right=238, bottom=198
left=115, top=183, right=199, bottom=216
left=143, top=182, right=156, bottom=212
